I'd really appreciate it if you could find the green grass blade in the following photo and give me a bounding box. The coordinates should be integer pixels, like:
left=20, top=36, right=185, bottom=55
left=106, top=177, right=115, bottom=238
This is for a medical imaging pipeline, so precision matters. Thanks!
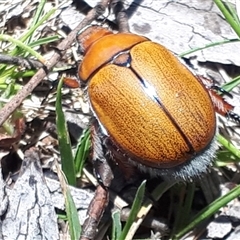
left=26, top=0, right=47, bottom=44
left=59, top=168, right=81, bottom=240
left=111, top=210, right=122, bottom=240
left=217, top=134, right=240, bottom=159
left=12, top=70, right=37, bottom=79
left=151, top=180, right=177, bottom=201
left=221, top=75, right=240, bottom=92
left=56, top=77, right=76, bottom=186
left=174, top=184, right=240, bottom=239
left=74, top=128, right=91, bottom=177
left=65, top=187, right=81, bottom=240
left=0, top=34, right=45, bottom=62
left=119, top=180, right=146, bottom=240
left=19, top=8, right=56, bottom=44
left=171, top=184, right=195, bottom=237
left=0, top=84, right=21, bottom=91
left=28, top=35, right=60, bottom=48
left=214, top=0, right=240, bottom=37
left=179, top=38, right=239, bottom=57
left=125, top=181, right=177, bottom=240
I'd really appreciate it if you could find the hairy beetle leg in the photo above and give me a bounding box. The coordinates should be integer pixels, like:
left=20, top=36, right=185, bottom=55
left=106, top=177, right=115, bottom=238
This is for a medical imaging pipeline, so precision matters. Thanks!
left=80, top=121, right=113, bottom=240
left=80, top=185, right=109, bottom=240
left=198, top=75, right=240, bottom=123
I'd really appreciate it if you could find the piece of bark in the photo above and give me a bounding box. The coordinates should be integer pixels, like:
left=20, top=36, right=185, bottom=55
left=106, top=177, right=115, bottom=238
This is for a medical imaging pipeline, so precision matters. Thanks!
left=45, top=177, right=94, bottom=225
left=1, top=148, right=59, bottom=240
left=227, top=225, right=240, bottom=240
left=207, top=215, right=232, bottom=239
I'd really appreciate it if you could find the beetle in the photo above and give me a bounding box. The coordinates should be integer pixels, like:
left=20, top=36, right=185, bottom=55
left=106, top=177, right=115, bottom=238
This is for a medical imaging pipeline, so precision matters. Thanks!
left=77, top=25, right=234, bottom=181
left=77, top=24, right=240, bottom=239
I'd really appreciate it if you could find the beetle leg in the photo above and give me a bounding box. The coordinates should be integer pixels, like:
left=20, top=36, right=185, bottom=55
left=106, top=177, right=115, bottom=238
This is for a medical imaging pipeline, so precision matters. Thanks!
left=80, top=121, right=113, bottom=240
left=208, top=89, right=240, bottom=122
left=78, top=0, right=110, bottom=30
left=79, top=0, right=129, bottom=34
left=111, top=0, right=130, bottom=32
left=198, top=75, right=240, bottom=123
left=80, top=185, right=109, bottom=240
left=198, top=75, right=232, bottom=97
left=210, top=85, right=233, bottom=98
